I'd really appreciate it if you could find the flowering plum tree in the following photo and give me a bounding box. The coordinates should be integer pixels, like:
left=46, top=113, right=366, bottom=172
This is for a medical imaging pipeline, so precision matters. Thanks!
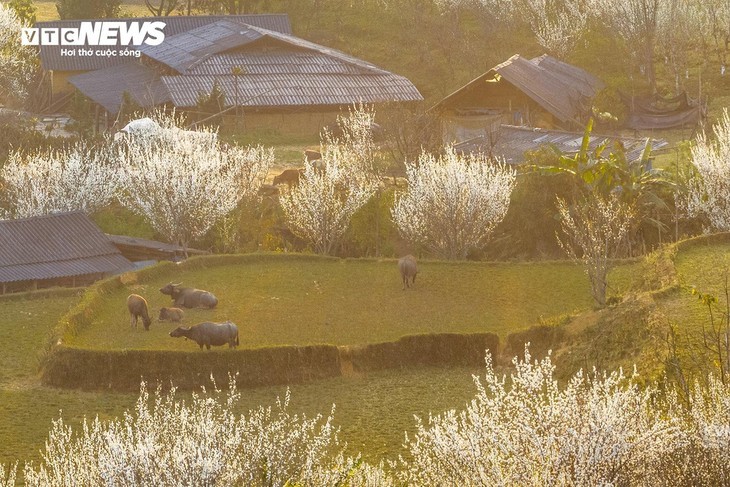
left=116, top=112, right=272, bottom=254
left=398, top=347, right=680, bottom=486
left=0, top=142, right=119, bottom=219
left=556, top=195, right=634, bottom=306
left=684, top=110, right=730, bottom=231
left=0, top=3, right=35, bottom=105
left=392, top=147, right=516, bottom=260
left=279, top=157, right=375, bottom=255
left=21, top=383, right=386, bottom=486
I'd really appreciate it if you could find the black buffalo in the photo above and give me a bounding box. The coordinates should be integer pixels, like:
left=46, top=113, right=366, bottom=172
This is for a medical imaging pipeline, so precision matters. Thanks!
left=169, top=321, right=239, bottom=350
left=159, top=282, right=218, bottom=309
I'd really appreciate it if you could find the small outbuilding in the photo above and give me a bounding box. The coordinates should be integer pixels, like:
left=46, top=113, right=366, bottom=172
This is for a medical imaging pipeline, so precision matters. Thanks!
left=0, top=212, right=134, bottom=293
left=433, top=54, right=605, bottom=142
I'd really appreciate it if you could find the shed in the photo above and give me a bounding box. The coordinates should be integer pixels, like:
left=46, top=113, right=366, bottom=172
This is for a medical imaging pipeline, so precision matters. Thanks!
left=434, top=54, right=605, bottom=142
left=0, top=212, right=133, bottom=293
left=107, top=234, right=208, bottom=262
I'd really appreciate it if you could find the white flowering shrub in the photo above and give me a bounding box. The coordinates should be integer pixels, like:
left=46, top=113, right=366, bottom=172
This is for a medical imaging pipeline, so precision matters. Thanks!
left=398, top=347, right=681, bottom=486
left=322, top=103, right=383, bottom=189
left=392, top=147, right=516, bottom=260
left=0, top=142, right=120, bottom=219
left=116, top=112, right=272, bottom=253
left=557, top=195, right=634, bottom=306
left=280, top=156, right=375, bottom=255
left=0, top=463, right=16, bottom=487
left=685, top=110, right=730, bottom=232
left=0, top=3, right=35, bottom=105
left=21, top=383, right=385, bottom=487
left=518, top=0, right=587, bottom=56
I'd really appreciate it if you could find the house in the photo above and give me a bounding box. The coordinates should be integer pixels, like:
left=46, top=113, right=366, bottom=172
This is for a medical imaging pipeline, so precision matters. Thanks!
left=35, top=14, right=293, bottom=97
left=0, top=212, right=133, bottom=293
left=35, top=15, right=423, bottom=135
left=454, top=124, right=668, bottom=165
left=433, top=54, right=605, bottom=142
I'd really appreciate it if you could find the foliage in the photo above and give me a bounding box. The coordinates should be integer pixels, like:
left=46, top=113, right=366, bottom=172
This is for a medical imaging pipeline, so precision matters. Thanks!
left=21, top=381, right=381, bottom=486
left=392, top=147, right=516, bottom=260
left=342, top=188, right=398, bottom=258
left=116, top=111, right=272, bottom=253
left=279, top=158, right=375, bottom=255
left=7, top=0, right=35, bottom=25
left=0, top=140, right=119, bottom=219
left=195, top=80, right=226, bottom=127
left=510, top=0, right=588, bottom=57
left=0, top=3, right=35, bottom=107
left=684, top=109, right=730, bottom=232
left=557, top=195, right=635, bottom=307
left=377, top=105, right=442, bottom=167
left=56, top=0, right=120, bottom=19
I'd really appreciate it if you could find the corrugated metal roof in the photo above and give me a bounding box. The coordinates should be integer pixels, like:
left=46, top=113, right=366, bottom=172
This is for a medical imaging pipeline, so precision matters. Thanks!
left=68, top=62, right=168, bottom=113
left=0, top=212, right=133, bottom=283
left=139, top=20, right=264, bottom=73
left=160, top=72, right=422, bottom=107
left=68, top=23, right=423, bottom=114
left=454, top=125, right=668, bottom=164
left=435, top=54, right=602, bottom=124
left=37, top=14, right=292, bottom=71
left=531, top=54, right=604, bottom=99
left=188, top=51, right=370, bottom=76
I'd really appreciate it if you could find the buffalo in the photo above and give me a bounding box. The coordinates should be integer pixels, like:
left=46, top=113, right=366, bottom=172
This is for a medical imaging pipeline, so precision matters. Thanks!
left=158, top=306, right=184, bottom=322
left=127, top=294, right=152, bottom=330
left=159, top=282, right=218, bottom=309
left=273, top=168, right=304, bottom=187
left=398, top=255, right=418, bottom=290
left=169, top=321, right=239, bottom=350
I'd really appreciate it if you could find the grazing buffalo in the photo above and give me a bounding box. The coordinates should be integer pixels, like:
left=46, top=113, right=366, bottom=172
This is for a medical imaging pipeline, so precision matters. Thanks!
left=159, top=283, right=218, bottom=309
left=127, top=294, right=152, bottom=330
left=398, top=255, right=418, bottom=290
left=273, top=168, right=304, bottom=187
left=158, top=307, right=184, bottom=322
left=169, top=321, right=239, bottom=350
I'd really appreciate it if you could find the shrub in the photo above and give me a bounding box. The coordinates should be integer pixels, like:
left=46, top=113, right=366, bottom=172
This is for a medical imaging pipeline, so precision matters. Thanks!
left=22, top=381, right=386, bottom=486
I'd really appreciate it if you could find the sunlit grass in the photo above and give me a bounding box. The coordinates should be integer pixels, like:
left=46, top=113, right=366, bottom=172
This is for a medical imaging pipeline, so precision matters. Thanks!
left=67, top=255, right=624, bottom=350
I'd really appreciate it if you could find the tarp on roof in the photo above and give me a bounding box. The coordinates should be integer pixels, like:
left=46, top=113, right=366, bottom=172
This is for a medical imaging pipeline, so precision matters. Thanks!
left=0, top=212, right=133, bottom=283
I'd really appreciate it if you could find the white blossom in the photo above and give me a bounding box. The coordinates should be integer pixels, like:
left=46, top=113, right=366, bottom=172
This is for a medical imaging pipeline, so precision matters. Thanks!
left=684, top=110, right=730, bottom=232
left=0, top=142, right=120, bottom=219
left=21, top=382, right=387, bottom=486
left=398, top=347, right=682, bottom=486
left=0, top=3, right=35, bottom=104
left=116, top=112, right=272, bottom=253
left=279, top=156, right=376, bottom=255
left=392, top=146, right=516, bottom=260
left=556, top=195, right=634, bottom=306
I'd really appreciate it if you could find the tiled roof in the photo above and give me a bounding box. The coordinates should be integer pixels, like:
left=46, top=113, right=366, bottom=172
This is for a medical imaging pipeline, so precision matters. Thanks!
left=0, top=212, right=133, bottom=283
left=37, top=14, right=292, bottom=71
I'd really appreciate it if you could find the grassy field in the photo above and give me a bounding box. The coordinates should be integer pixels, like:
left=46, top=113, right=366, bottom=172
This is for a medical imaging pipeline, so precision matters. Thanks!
left=0, top=253, right=638, bottom=467
left=0, top=288, right=480, bottom=466
left=68, top=255, right=619, bottom=350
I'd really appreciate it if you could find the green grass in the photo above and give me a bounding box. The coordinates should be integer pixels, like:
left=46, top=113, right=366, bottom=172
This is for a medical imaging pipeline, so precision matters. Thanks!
left=67, top=255, right=625, bottom=351
left=33, top=1, right=150, bottom=21
left=0, top=287, right=481, bottom=466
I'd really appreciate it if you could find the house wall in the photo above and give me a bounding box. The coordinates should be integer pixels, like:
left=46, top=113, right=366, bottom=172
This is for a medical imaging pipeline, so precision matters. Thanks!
left=221, top=109, right=342, bottom=137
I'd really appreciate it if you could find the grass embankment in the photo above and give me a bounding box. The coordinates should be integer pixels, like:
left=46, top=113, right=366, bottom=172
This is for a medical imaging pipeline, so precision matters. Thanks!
left=66, top=254, right=620, bottom=351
